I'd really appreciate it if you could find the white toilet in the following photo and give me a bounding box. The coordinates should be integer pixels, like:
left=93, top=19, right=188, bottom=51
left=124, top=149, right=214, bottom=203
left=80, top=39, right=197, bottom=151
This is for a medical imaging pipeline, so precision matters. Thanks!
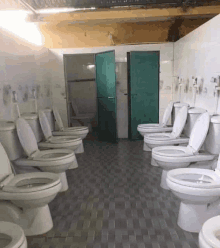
left=145, top=107, right=207, bottom=155
left=0, top=221, right=27, bottom=248
left=137, top=101, right=174, bottom=137
left=144, top=106, right=189, bottom=151
left=0, top=142, right=62, bottom=236
left=199, top=215, right=220, bottom=248
left=152, top=113, right=220, bottom=189
left=166, top=158, right=220, bottom=233
left=38, top=110, right=84, bottom=154
left=0, top=120, right=76, bottom=192
left=22, top=112, right=83, bottom=154
left=52, top=107, right=89, bottom=139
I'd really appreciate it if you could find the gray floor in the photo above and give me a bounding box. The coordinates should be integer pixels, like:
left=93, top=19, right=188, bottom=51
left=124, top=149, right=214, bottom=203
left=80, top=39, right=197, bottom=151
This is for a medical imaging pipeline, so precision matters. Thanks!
left=27, top=139, right=199, bottom=248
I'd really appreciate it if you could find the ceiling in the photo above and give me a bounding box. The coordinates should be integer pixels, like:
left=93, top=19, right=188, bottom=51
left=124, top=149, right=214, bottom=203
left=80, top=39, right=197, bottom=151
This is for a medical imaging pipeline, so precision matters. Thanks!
left=1, top=0, right=220, bottom=46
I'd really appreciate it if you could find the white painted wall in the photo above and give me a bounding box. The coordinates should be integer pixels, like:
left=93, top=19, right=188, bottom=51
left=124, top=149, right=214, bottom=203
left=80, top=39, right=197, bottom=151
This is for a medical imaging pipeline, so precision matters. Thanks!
left=173, top=14, right=220, bottom=115
left=50, top=43, right=174, bottom=137
left=0, top=27, right=53, bottom=121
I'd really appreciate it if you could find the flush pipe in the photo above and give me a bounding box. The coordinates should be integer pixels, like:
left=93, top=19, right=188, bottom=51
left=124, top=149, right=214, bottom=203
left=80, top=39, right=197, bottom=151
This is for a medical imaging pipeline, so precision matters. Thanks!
left=192, top=77, right=199, bottom=107
left=213, top=76, right=220, bottom=115
left=32, top=89, right=38, bottom=113
left=12, top=91, right=21, bottom=118
left=178, top=77, right=184, bottom=102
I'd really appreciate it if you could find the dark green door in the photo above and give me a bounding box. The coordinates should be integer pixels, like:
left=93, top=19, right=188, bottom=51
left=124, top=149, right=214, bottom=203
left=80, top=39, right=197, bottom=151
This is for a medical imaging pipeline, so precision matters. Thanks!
left=128, top=51, right=159, bottom=140
left=95, top=50, right=117, bottom=142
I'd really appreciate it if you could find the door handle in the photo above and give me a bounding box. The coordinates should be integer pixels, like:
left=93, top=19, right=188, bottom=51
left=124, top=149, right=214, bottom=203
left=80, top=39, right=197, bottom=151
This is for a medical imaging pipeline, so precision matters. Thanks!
left=108, top=97, right=114, bottom=99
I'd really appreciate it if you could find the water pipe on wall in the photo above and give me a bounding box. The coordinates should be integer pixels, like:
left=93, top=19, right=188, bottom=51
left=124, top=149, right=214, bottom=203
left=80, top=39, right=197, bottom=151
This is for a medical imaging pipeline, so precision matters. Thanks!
left=211, top=76, right=220, bottom=115
left=178, top=77, right=184, bottom=102
left=192, top=77, right=199, bottom=107
left=12, top=91, right=21, bottom=118
left=32, top=88, right=38, bottom=113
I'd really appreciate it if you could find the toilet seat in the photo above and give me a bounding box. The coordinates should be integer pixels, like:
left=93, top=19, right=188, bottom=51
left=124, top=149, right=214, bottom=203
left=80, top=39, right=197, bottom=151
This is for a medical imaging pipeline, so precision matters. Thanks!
left=3, top=172, right=60, bottom=193
left=152, top=112, right=211, bottom=163
left=153, top=146, right=194, bottom=157
left=52, top=107, right=88, bottom=131
left=144, top=105, right=188, bottom=141
left=167, top=168, right=220, bottom=189
left=201, top=215, right=220, bottom=248
left=138, top=101, right=174, bottom=131
left=39, top=110, right=82, bottom=144
left=16, top=118, right=74, bottom=164
left=0, top=221, right=26, bottom=248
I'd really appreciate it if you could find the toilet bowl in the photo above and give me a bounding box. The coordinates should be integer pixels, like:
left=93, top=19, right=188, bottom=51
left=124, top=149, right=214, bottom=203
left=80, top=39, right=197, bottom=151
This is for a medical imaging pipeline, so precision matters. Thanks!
left=52, top=106, right=89, bottom=139
left=166, top=166, right=220, bottom=233
left=38, top=110, right=84, bottom=154
left=0, top=221, right=27, bottom=248
left=152, top=112, right=215, bottom=189
left=0, top=120, right=76, bottom=192
left=199, top=215, right=220, bottom=248
left=137, top=101, right=174, bottom=137
left=144, top=105, right=189, bottom=151
left=0, top=142, right=62, bottom=236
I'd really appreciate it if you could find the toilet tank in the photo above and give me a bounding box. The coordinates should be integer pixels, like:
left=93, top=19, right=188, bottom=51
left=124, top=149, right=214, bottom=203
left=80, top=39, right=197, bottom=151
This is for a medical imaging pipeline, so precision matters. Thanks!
left=204, top=115, right=220, bottom=155
left=172, top=102, right=189, bottom=124
left=183, top=108, right=207, bottom=137
left=0, top=121, right=24, bottom=161
left=42, top=109, right=55, bottom=132
left=21, top=113, right=43, bottom=142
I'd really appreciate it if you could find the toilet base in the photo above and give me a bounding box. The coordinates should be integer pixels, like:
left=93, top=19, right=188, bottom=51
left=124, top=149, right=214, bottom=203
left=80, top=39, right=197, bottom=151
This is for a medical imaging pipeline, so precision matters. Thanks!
left=58, top=172, right=69, bottom=192
left=151, top=157, right=158, bottom=167
left=160, top=170, right=169, bottom=190
left=68, top=156, right=78, bottom=170
left=143, top=142, right=151, bottom=151
left=178, top=202, right=220, bottom=233
left=20, top=205, right=53, bottom=236
left=74, top=143, right=84, bottom=154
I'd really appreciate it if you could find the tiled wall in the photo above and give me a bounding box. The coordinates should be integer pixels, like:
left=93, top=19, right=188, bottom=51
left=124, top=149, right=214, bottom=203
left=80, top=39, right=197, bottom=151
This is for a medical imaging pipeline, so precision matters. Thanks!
left=0, top=27, right=53, bottom=121
left=173, top=14, right=220, bottom=115
left=50, top=43, right=174, bottom=137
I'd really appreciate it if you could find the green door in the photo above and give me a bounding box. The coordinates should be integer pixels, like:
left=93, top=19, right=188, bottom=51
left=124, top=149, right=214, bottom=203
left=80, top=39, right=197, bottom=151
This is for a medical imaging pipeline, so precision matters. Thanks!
left=95, top=50, right=117, bottom=142
left=128, top=51, right=159, bottom=140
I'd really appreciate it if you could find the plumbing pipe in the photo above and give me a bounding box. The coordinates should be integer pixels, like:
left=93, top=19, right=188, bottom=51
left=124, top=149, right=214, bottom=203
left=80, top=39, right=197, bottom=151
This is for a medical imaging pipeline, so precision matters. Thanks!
left=192, top=78, right=199, bottom=107
left=12, top=91, right=21, bottom=118
left=32, top=89, right=38, bottom=113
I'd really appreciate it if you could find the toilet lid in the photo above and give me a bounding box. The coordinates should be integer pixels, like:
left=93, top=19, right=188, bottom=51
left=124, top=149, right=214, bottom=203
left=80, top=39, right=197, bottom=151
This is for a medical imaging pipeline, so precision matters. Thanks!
left=174, top=102, right=189, bottom=107
left=3, top=172, right=60, bottom=193
left=167, top=168, right=220, bottom=188
left=188, top=112, right=210, bottom=153
left=0, top=143, right=13, bottom=181
left=188, top=107, right=206, bottom=114
left=39, top=110, right=52, bottom=140
left=52, top=106, right=64, bottom=131
left=171, top=106, right=188, bottom=138
left=16, top=118, right=38, bottom=157
left=161, top=101, right=174, bottom=127
left=202, top=215, right=220, bottom=248
left=0, top=221, right=25, bottom=248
